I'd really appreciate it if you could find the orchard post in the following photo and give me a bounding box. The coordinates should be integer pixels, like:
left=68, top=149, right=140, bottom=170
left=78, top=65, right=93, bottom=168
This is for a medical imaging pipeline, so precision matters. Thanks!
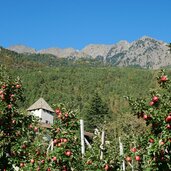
left=119, top=137, right=125, bottom=171
left=100, top=130, right=105, bottom=160
left=80, top=119, right=85, bottom=157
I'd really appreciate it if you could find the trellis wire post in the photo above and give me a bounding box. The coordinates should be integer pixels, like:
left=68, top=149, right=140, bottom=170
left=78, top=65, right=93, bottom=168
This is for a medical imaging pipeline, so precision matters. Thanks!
left=100, top=130, right=105, bottom=160
left=119, top=137, right=125, bottom=171
left=84, top=137, right=92, bottom=149
left=80, top=119, right=85, bottom=157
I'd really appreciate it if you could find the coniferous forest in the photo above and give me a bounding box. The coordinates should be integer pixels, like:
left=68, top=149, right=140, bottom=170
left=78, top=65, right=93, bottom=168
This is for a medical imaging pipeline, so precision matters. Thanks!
left=0, top=46, right=160, bottom=134
left=1, top=46, right=171, bottom=170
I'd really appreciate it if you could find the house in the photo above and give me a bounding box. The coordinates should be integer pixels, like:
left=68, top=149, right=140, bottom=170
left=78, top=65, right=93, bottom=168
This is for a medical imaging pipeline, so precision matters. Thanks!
left=27, top=97, right=54, bottom=125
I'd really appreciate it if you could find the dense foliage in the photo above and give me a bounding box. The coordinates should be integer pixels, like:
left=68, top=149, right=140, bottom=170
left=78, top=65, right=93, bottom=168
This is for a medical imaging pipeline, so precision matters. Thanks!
left=125, top=70, right=171, bottom=170
left=0, top=66, right=38, bottom=170
left=2, top=47, right=170, bottom=170
left=0, top=66, right=117, bottom=170
left=84, top=92, right=111, bottom=131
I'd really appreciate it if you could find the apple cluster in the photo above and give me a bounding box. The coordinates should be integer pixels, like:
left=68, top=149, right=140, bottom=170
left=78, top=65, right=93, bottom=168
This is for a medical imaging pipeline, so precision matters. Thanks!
left=126, top=71, right=171, bottom=170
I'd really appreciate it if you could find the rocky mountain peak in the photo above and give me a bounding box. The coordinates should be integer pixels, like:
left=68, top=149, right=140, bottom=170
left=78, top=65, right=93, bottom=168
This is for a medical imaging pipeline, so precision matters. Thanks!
left=6, top=36, right=171, bottom=69
left=81, top=44, right=115, bottom=58
left=38, top=48, right=76, bottom=58
left=8, top=45, right=36, bottom=54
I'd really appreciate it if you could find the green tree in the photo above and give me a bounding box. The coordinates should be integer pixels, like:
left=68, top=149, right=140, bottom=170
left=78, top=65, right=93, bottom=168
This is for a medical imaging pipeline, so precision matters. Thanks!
left=0, top=65, right=38, bottom=170
left=125, top=70, right=171, bottom=170
left=84, top=92, right=111, bottom=131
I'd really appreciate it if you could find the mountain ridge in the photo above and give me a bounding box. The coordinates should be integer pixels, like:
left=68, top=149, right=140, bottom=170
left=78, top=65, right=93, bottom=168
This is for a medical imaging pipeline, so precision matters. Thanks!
left=6, top=36, right=171, bottom=69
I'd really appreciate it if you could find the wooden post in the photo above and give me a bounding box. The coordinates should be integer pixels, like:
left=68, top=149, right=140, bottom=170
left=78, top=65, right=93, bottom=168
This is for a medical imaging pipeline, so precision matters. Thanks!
left=100, top=130, right=105, bottom=160
left=128, top=162, right=134, bottom=171
left=84, top=137, right=92, bottom=149
left=119, top=137, right=125, bottom=171
left=80, top=119, right=85, bottom=157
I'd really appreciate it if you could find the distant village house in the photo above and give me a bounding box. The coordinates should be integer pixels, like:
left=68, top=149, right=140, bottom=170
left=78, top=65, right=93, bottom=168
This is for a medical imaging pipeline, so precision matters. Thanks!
left=27, top=98, right=54, bottom=125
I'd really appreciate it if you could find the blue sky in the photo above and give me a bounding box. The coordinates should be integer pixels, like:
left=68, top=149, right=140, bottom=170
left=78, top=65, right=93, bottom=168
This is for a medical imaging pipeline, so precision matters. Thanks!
left=0, top=0, right=170, bottom=50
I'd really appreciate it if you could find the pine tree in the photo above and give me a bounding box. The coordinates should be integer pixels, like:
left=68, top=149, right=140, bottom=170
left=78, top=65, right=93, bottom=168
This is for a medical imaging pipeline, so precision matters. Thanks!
left=84, top=92, right=111, bottom=131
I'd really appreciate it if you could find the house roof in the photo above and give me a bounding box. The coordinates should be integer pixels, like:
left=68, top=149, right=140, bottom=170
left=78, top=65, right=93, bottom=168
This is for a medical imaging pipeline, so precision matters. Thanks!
left=27, top=97, right=54, bottom=113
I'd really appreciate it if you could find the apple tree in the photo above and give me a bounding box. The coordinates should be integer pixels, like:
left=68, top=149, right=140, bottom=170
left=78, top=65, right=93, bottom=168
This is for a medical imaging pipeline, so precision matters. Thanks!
left=22, top=104, right=83, bottom=171
left=0, top=65, right=38, bottom=170
left=125, top=69, right=171, bottom=171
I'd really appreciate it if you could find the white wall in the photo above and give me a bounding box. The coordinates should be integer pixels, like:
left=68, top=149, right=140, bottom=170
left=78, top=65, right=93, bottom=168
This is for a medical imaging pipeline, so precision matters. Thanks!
left=41, top=109, right=54, bottom=124
left=30, top=109, right=54, bottom=124
left=31, top=109, right=42, bottom=120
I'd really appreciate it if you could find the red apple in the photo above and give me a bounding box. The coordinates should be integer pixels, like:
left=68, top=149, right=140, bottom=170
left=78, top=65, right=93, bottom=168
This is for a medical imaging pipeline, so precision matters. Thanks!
left=143, top=114, right=148, bottom=120
left=55, top=108, right=61, bottom=115
left=0, top=90, right=3, bottom=95
left=149, top=101, right=154, bottom=106
left=126, top=156, right=132, bottom=162
left=1, top=94, right=5, bottom=100
left=160, top=75, right=168, bottom=82
left=10, top=94, right=14, bottom=97
left=135, top=155, right=141, bottom=161
left=7, top=104, right=12, bottom=109
left=31, top=159, right=35, bottom=164
left=34, top=127, right=38, bottom=132
left=21, top=144, right=26, bottom=149
left=12, top=120, right=16, bottom=124
left=130, top=147, right=137, bottom=153
left=29, top=124, right=33, bottom=129
left=65, top=150, right=72, bottom=156
left=53, top=139, right=58, bottom=144
left=104, top=164, right=109, bottom=170
left=1, top=85, right=6, bottom=89
left=166, top=116, right=171, bottom=122
left=166, top=124, right=171, bottom=129
left=159, top=141, right=165, bottom=145
left=47, top=168, right=51, bottom=171
left=149, top=138, right=154, bottom=143
left=60, top=138, right=64, bottom=142
left=52, top=156, right=57, bottom=161
left=65, top=113, right=69, bottom=118
left=152, top=96, right=159, bottom=102
left=57, top=114, right=62, bottom=119
left=63, top=138, right=68, bottom=143
left=41, top=160, right=45, bottom=164
left=37, top=167, right=40, bottom=171
left=16, top=84, right=21, bottom=89
left=57, top=143, right=62, bottom=147
left=20, top=162, right=25, bottom=167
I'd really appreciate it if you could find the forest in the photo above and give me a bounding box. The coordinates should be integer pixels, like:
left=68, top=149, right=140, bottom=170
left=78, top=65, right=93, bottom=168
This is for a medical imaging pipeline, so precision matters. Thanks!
left=0, top=47, right=161, bottom=134
left=1, top=47, right=171, bottom=170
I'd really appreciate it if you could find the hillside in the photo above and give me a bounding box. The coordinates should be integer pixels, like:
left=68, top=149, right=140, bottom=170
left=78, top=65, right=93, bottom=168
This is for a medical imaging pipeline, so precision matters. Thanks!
left=7, top=36, right=171, bottom=69
left=0, top=43, right=168, bottom=121
left=0, top=45, right=165, bottom=137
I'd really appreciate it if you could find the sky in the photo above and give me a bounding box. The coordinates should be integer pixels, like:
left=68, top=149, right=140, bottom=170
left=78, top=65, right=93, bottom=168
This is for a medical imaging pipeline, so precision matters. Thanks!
left=0, top=0, right=171, bottom=50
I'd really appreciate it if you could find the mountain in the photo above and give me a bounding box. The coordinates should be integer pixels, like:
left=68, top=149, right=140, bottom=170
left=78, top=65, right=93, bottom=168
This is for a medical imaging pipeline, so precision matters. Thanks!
left=106, top=36, right=171, bottom=69
left=81, top=44, right=115, bottom=59
left=8, top=45, right=36, bottom=54
left=38, top=47, right=76, bottom=58
left=6, top=36, right=171, bottom=69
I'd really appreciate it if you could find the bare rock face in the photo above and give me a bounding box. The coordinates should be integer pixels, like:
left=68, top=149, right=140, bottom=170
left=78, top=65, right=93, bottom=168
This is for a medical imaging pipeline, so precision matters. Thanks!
left=7, top=36, right=171, bottom=69
left=8, top=45, right=36, bottom=54
left=108, top=36, right=171, bottom=69
left=81, top=44, right=115, bottom=59
left=38, top=48, right=76, bottom=58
